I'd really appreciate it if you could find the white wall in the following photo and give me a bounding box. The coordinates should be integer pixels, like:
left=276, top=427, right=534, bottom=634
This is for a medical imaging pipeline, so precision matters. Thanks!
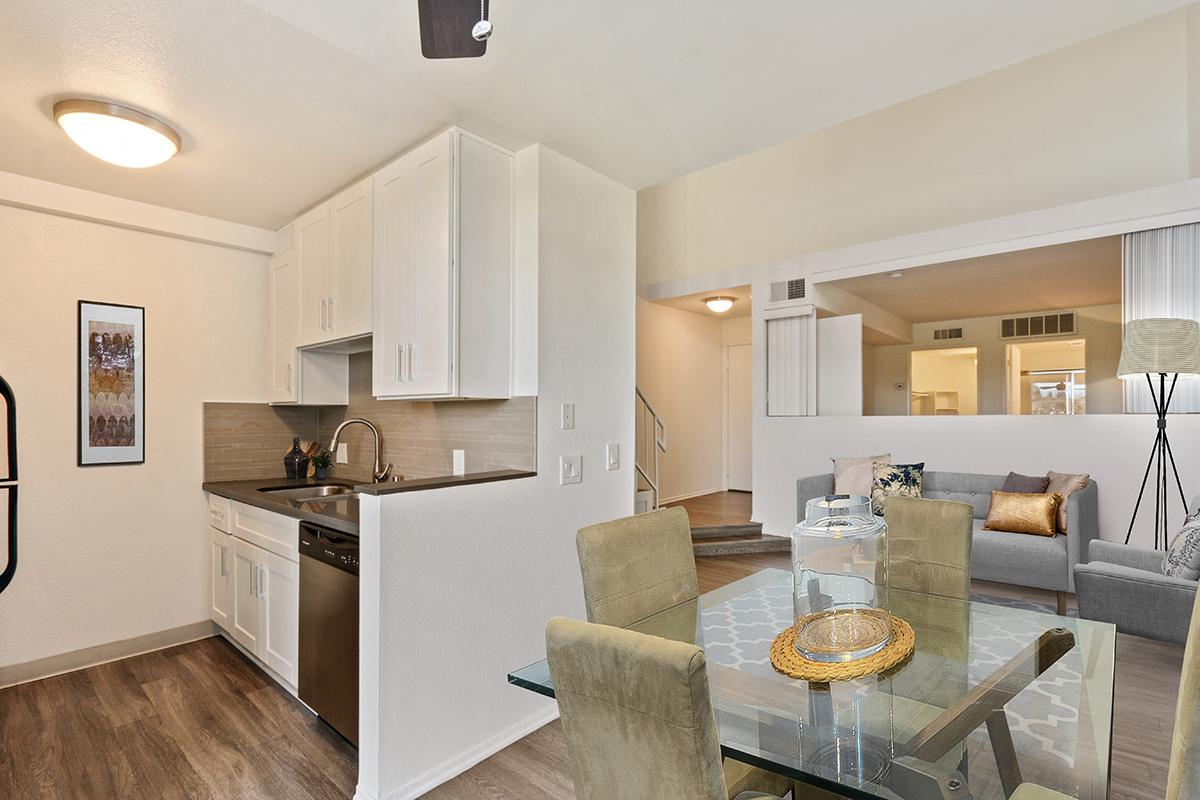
left=0, top=204, right=267, bottom=669
left=639, top=8, right=1195, bottom=287
left=636, top=300, right=725, bottom=501
left=358, top=145, right=636, bottom=800
left=867, top=304, right=1122, bottom=415
left=753, top=413, right=1200, bottom=551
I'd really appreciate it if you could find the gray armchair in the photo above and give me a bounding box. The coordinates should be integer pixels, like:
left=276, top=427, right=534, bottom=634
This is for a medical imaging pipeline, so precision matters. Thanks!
left=1074, top=503, right=1200, bottom=644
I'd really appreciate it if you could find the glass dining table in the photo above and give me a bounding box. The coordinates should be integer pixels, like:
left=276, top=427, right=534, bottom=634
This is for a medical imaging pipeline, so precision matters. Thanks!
left=508, top=568, right=1116, bottom=800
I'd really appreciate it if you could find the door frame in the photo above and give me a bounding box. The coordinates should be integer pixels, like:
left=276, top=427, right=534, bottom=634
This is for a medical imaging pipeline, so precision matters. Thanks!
left=723, top=343, right=753, bottom=492
left=906, top=344, right=981, bottom=416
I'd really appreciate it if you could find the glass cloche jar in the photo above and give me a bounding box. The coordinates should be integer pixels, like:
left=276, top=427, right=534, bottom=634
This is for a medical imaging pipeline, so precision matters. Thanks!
left=792, top=495, right=891, bottom=663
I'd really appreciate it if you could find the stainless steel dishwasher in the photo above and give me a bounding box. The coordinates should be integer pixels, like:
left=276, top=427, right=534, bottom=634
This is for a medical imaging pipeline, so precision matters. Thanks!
left=298, top=522, right=359, bottom=745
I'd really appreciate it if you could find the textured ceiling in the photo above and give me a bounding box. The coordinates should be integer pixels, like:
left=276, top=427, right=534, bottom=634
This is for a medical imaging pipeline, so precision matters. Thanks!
left=0, top=0, right=1190, bottom=228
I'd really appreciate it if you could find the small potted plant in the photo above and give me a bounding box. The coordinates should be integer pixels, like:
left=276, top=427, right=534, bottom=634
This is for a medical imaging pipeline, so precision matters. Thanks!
left=311, top=451, right=334, bottom=481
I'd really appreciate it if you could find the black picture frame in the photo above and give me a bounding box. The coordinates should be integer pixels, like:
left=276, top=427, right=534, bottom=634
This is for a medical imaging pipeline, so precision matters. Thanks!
left=78, top=300, right=146, bottom=466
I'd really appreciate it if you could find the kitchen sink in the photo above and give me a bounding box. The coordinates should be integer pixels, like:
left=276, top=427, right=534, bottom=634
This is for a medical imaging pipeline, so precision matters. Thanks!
left=258, top=484, right=359, bottom=501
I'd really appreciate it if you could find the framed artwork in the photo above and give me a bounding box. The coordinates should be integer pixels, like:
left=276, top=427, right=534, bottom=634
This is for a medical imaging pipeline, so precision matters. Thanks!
left=78, top=301, right=145, bottom=466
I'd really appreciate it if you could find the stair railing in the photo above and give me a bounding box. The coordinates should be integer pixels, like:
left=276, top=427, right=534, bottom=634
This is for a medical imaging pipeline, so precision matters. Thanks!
left=635, top=387, right=667, bottom=510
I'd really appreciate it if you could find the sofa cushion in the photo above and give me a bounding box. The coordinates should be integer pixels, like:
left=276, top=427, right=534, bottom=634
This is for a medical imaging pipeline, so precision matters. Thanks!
left=833, top=453, right=890, bottom=498
left=923, top=472, right=1006, bottom=519
left=971, top=520, right=1069, bottom=591
left=1001, top=472, right=1050, bottom=493
left=872, top=462, right=924, bottom=515
left=1046, top=471, right=1089, bottom=533
left=1163, top=513, right=1200, bottom=580
left=983, top=490, right=1061, bottom=537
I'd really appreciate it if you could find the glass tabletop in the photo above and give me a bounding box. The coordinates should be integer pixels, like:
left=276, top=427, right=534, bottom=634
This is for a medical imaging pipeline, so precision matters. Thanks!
left=508, top=568, right=1116, bottom=800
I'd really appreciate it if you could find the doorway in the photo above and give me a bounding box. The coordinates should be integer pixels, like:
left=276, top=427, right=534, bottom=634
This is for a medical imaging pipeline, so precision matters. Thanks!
left=1005, top=339, right=1086, bottom=414
left=725, top=344, right=752, bottom=491
left=908, top=347, right=979, bottom=415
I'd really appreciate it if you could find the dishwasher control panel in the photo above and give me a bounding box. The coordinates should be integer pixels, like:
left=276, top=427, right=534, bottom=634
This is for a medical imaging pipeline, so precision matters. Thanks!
left=299, top=523, right=359, bottom=575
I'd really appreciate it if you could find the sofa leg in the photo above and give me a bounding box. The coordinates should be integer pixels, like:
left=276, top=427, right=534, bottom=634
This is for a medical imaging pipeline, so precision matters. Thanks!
left=1056, top=591, right=1068, bottom=616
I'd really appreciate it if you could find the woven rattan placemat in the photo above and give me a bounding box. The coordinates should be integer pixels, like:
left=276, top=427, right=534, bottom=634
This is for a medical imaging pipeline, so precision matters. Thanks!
left=769, top=612, right=915, bottom=682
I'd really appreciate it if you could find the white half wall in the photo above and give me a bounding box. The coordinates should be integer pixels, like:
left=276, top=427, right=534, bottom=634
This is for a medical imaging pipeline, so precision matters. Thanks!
left=358, top=145, right=636, bottom=800
left=753, top=413, right=1200, bottom=551
left=0, top=203, right=268, bottom=669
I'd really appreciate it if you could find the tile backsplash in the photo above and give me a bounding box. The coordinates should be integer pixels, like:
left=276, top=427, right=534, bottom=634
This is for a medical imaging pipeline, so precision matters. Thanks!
left=204, top=354, right=537, bottom=483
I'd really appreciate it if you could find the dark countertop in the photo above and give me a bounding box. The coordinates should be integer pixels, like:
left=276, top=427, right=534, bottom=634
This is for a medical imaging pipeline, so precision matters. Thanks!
left=203, top=470, right=536, bottom=535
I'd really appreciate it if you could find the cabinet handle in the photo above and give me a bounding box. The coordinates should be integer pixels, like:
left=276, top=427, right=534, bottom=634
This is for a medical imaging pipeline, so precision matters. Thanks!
left=321, top=299, right=327, bottom=330
left=250, top=561, right=257, bottom=596
left=257, top=565, right=265, bottom=599
left=220, top=547, right=227, bottom=577
left=408, top=343, right=414, bottom=381
left=395, top=343, right=404, bottom=382
left=327, top=297, right=333, bottom=328
left=284, top=362, right=292, bottom=392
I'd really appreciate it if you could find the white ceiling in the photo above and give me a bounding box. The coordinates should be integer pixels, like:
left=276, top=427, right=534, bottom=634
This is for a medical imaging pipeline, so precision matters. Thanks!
left=0, top=0, right=1190, bottom=229
left=826, top=236, right=1123, bottom=323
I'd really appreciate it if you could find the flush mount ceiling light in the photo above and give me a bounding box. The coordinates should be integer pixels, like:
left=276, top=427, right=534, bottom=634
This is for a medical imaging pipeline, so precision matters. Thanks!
left=889, top=271, right=905, bottom=279
left=53, top=99, right=181, bottom=168
left=705, top=296, right=736, bottom=314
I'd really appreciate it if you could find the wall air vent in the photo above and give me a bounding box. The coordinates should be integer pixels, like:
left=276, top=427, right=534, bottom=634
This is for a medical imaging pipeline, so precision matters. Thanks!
left=933, top=327, right=963, bottom=341
left=769, top=278, right=806, bottom=302
left=1000, top=311, right=1076, bottom=339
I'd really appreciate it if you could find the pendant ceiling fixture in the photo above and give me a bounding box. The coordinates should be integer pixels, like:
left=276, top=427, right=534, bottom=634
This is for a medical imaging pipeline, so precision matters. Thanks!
left=53, top=99, right=181, bottom=168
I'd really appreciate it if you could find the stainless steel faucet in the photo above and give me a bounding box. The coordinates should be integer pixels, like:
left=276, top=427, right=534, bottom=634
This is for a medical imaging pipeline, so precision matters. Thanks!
left=327, top=418, right=392, bottom=483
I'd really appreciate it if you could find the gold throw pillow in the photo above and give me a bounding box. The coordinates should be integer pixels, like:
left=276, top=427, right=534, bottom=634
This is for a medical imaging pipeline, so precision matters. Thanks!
left=1046, top=471, right=1089, bottom=533
left=983, top=491, right=1061, bottom=537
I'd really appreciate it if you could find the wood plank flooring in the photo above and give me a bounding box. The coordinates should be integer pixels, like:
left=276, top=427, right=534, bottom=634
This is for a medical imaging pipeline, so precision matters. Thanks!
left=0, top=553, right=1183, bottom=800
left=665, top=490, right=753, bottom=528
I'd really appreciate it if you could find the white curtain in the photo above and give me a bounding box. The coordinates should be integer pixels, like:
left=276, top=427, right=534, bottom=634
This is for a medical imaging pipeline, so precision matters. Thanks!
left=1123, top=223, right=1200, bottom=413
left=766, top=314, right=810, bottom=416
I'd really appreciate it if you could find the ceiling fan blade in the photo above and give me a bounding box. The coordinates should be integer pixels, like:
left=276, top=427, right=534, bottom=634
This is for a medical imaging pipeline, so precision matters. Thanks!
left=417, top=0, right=489, bottom=59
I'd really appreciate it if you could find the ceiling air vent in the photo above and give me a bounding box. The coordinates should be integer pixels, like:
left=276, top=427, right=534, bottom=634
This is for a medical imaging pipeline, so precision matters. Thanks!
left=1000, top=311, right=1076, bottom=339
left=933, top=327, right=963, bottom=341
left=769, top=278, right=806, bottom=302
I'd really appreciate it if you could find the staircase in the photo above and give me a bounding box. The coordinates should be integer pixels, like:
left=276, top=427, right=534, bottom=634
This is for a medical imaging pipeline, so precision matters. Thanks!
left=635, top=388, right=667, bottom=511
left=690, top=521, right=791, bottom=557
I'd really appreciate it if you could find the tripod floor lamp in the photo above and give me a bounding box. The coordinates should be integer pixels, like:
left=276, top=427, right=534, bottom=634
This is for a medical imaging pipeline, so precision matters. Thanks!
left=1119, top=317, right=1200, bottom=549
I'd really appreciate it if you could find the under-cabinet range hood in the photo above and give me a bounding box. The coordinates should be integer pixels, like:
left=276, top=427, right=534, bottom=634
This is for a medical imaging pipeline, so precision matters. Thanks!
left=0, top=375, right=16, bottom=595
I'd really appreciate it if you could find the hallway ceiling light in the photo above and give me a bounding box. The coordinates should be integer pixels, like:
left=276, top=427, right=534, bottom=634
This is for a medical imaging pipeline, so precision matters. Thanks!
left=889, top=271, right=904, bottom=279
left=53, top=99, right=181, bottom=168
left=705, top=296, right=736, bottom=313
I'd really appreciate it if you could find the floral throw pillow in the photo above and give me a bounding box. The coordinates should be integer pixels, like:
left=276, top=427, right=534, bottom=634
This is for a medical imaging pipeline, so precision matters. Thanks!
left=1163, top=513, right=1200, bottom=580
left=871, top=462, right=925, bottom=516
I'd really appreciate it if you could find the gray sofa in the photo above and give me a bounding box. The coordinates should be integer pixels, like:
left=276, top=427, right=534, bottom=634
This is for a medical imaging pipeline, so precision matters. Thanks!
left=1074, top=502, right=1200, bottom=644
left=797, top=471, right=1099, bottom=610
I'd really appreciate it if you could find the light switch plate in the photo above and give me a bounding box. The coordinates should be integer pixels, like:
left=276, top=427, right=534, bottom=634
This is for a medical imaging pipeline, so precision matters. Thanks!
left=606, top=443, right=619, bottom=471
left=336, top=443, right=349, bottom=463
left=561, top=402, right=575, bottom=430
left=560, top=455, right=582, bottom=485
left=453, top=449, right=465, bottom=476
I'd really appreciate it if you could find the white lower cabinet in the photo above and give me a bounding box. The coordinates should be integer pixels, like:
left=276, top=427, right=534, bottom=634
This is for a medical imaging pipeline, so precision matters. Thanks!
left=209, top=528, right=234, bottom=633
left=211, top=498, right=300, bottom=693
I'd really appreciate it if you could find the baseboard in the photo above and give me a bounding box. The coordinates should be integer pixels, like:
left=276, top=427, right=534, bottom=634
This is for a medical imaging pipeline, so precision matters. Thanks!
left=0, top=619, right=218, bottom=689
left=660, top=486, right=728, bottom=504
left=374, top=705, right=560, bottom=800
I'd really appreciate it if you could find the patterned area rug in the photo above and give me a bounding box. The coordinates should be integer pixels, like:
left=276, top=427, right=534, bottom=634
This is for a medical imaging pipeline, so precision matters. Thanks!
left=700, top=582, right=1084, bottom=768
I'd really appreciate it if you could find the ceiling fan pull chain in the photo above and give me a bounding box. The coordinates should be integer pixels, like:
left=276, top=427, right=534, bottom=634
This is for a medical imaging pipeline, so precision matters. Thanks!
left=472, top=0, right=493, bottom=41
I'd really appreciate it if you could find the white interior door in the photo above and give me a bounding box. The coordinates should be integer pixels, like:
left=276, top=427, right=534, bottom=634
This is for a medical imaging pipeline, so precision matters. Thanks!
left=726, top=344, right=753, bottom=491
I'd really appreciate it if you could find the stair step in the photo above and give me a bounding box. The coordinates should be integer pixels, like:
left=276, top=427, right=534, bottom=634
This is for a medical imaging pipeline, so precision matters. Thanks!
left=693, top=533, right=790, bottom=558
left=690, top=523, right=762, bottom=540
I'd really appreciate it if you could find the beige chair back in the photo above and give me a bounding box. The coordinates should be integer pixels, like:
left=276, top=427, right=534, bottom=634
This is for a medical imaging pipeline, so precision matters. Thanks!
left=576, top=507, right=699, bottom=628
left=1168, top=587, right=1200, bottom=799
left=546, top=616, right=728, bottom=800
left=884, top=496, right=973, bottom=600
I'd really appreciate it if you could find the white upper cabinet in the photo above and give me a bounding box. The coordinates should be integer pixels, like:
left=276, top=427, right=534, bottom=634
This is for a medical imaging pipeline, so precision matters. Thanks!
left=331, top=178, right=374, bottom=339
left=267, top=243, right=299, bottom=404
left=297, top=203, right=332, bottom=346
left=373, top=129, right=513, bottom=400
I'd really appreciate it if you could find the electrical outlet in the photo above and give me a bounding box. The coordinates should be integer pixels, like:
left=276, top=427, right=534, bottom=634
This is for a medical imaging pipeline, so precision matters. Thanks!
left=336, top=443, right=349, bottom=463
left=560, top=455, right=582, bottom=485
left=452, top=449, right=465, bottom=476
left=606, top=443, right=619, bottom=471
left=561, top=402, right=575, bottom=430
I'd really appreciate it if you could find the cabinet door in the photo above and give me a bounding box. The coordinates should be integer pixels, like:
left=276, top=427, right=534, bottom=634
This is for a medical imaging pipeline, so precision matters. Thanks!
left=260, top=551, right=299, bottom=688
left=267, top=248, right=299, bottom=403
left=232, top=539, right=263, bottom=654
left=372, top=153, right=414, bottom=397
left=297, top=203, right=332, bottom=346
left=410, top=132, right=455, bottom=396
left=331, top=178, right=373, bottom=339
left=209, top=529, right=234, bottom=633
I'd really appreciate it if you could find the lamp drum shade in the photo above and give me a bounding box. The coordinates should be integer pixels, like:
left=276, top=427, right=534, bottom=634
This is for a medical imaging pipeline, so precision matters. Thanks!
left=1117, top=318, right=1200, bottom=379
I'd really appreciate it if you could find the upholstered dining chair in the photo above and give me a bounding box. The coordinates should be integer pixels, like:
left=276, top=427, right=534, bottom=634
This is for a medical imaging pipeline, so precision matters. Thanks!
left=883, top=496, right=973, bottom=600
left=546, top=616, right=791, bottom=800
left=576, top=506, right=699, bottom=628
left=1010, top=582, right=1200, bottom=800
